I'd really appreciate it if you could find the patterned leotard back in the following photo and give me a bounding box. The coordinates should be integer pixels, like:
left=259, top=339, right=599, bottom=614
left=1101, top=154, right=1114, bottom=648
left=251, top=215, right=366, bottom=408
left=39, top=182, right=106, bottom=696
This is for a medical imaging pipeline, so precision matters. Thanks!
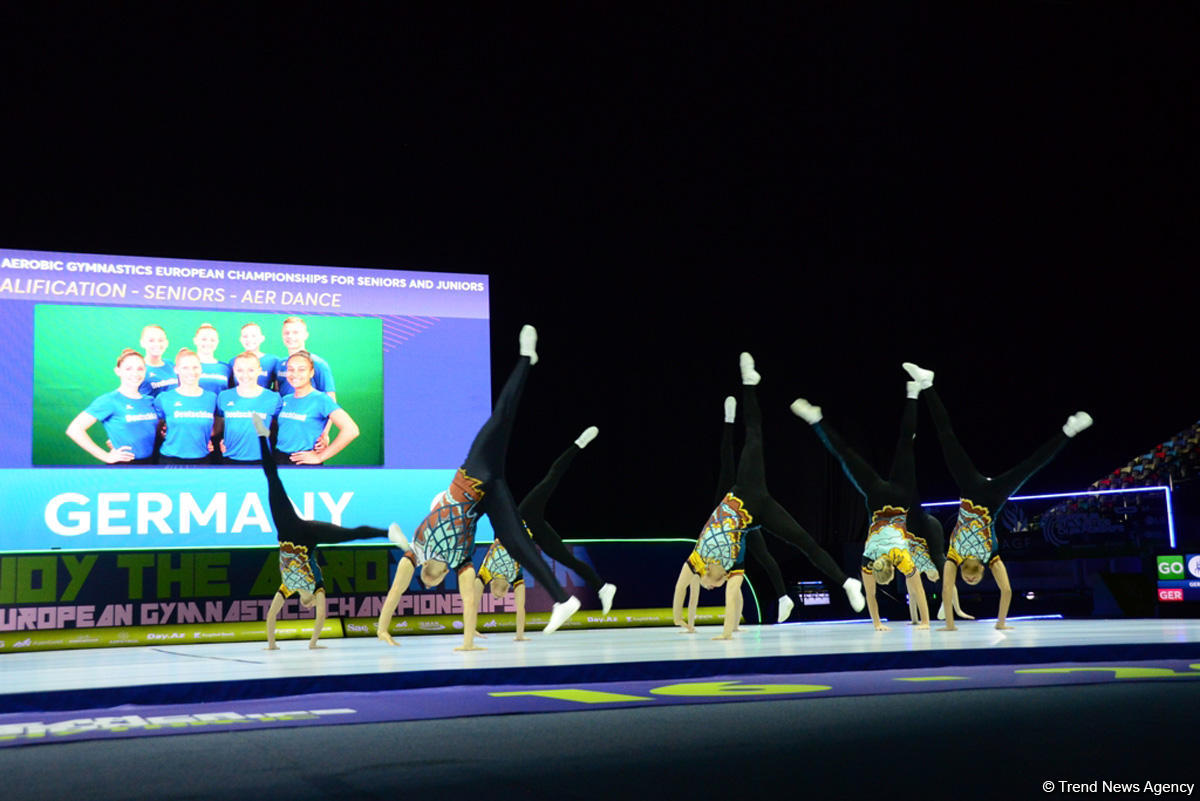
left=946, top=499, right=997, bottom=565
left=861, top=505, right=916, bottom=577
left=688, top=492, right=754, bottom=575
left=409, top=469, right=486, bottom=570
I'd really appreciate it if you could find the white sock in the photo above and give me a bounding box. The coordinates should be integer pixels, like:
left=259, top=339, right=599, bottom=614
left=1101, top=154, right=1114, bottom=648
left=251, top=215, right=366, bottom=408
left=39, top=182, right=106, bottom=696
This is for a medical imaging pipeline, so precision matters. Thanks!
left=543, top=595, right=580, bottom=634
left=519, top=324, right=538, bottom=365
left=906, top=381, right=920, bottom=400
left=387, top=523, right=410, bottom=550
left=1063, top=411, right=1093, bottom=437
left=790, top=398, right=822, bottom=424
left=598, top=583, right=616, bottom=615
left=777, top=595, right=794, bottom=624
left=724, top=396, right=736, bottom=423
left=739, top=352, right=760, bottom=386
left=575, top=426, right=598, bottom=449
left=842, top=577, right=865, bottom=612
left=901, top=361, right=934, bottom=390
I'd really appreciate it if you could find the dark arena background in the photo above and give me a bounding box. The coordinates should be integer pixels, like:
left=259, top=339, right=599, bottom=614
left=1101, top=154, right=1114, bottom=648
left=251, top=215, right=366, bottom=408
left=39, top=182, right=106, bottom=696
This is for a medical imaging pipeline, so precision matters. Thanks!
left=1, top=4, right=1198, bottom=799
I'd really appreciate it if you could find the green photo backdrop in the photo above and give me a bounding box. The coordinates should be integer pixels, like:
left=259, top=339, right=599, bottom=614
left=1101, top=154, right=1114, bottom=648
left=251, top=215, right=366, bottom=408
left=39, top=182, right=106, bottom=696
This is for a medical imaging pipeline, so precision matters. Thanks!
left=32, top=305, right=383, bottom=466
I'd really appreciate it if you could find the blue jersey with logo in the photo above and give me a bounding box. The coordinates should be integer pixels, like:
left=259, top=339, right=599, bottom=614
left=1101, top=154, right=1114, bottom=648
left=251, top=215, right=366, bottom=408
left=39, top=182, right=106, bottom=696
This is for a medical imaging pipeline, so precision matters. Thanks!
left=217, top=388, right=283, bottom=461
left=276, top=390, right=340, bottom=454
left=198, top=360, right=232, bottom=396
left=83, top=390, right=159, bottom=459
left=139, top=360, right=178, bottom=397
left=154, top=389, right=219, bottom=458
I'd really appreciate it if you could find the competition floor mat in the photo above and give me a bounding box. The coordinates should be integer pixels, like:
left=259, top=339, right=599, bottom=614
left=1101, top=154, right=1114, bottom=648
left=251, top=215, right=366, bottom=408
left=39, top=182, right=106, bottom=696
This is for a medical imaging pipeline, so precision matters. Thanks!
left=3, top=617, right=1199, bottom=748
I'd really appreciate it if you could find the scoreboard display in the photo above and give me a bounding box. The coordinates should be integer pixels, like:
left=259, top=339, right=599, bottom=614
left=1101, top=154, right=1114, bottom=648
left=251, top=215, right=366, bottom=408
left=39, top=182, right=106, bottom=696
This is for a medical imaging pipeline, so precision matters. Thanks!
left=1156, top=554, right=1200, bottom=603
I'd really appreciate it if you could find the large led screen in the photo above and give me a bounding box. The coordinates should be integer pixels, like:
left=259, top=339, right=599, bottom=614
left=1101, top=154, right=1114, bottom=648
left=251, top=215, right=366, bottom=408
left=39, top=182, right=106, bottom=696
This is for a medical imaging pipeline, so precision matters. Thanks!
left=0, top=248, right=493, bottom=552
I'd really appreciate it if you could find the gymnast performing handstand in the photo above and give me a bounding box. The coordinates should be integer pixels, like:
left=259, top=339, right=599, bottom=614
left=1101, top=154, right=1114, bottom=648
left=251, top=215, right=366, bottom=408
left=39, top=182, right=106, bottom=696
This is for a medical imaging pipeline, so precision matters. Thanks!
left=792, top=377, right=941, bottom=630
left=673, top=395, right=798, bottom=632
left=475, top=425, right=615, bottom=640
left=252, top=414, right=394, bottom=649
left=376, top=326, right=581, bottom=651
left=518, top=426, right=617, bottom=614
left=682, top=353, right=865, bottom=640
left=906, top=510, right=973, bottom=624
left=902, top=361, right=1092, bottom=631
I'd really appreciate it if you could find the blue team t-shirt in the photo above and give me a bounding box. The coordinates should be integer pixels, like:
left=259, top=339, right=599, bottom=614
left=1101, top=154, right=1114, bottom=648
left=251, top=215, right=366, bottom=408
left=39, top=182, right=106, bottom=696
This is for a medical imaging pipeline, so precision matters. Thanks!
left=83, top=390, right=159, bottom=459
left=276, top=390, right=341, bottom=454
left=198, top=360, right=232, bottom=396
left=140, top=360, right=178, bottom=397
left=217, top=388, right=283, bottom=461
left=154, top=389, right=219, bottom=459
left=275, top=353, right=335, bottom=397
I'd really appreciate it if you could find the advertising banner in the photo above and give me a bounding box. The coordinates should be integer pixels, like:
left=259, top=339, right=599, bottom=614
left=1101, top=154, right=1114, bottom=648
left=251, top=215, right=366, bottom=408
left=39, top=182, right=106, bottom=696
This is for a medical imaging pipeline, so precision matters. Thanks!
left=0, top=539, right=755, bottom=650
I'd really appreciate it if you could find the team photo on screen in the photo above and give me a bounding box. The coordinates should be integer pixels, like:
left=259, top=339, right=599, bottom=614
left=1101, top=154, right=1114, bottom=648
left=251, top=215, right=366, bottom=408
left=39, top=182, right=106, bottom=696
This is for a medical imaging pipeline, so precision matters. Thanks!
left=0, top=249, right=492, bottom=552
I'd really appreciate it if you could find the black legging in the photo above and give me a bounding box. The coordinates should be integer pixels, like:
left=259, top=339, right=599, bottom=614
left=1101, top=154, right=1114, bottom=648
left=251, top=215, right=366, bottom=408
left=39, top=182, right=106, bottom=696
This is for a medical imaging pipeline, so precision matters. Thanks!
left=812, top=400, right=945, bottom=573
left=517, top=442, right=605, bottom=592
left=813, top=400, right=918, bottom=512
left=924, top=387, right=1068, bottom=515
left=459, top=356, right=570, bottom=604
left=717, top=416, right=787, bottom=599
left=729, top=384, right=849, bottom=587
left=259, top=436, right=387, bottom=550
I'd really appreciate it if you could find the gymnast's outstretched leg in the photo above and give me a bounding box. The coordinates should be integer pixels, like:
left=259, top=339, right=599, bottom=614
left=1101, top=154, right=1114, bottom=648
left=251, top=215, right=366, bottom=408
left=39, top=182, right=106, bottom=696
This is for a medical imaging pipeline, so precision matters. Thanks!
left=987, top=425, right=1080, bottom=503
left=716, top=394, right=793, bottom=622
left=904, top=361, right=1092, bottom=630
left=731, top=353, right=865, bottom=614
left=377, top=326, right=576, bottom=650
left=460, top=342, right=534, bottom=488
left=254, top=414, right=390, bottom=649
left=791, top=385, right=918, bottom=516
left=256, top=425, right=388, bottom=544
left=792, top=379, right=930, bottom=627
left=518, top=426, right=617, bottom=613
left=744, top=527, right=791, bottom=621
left=463, top=327, right=580, bottom=634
